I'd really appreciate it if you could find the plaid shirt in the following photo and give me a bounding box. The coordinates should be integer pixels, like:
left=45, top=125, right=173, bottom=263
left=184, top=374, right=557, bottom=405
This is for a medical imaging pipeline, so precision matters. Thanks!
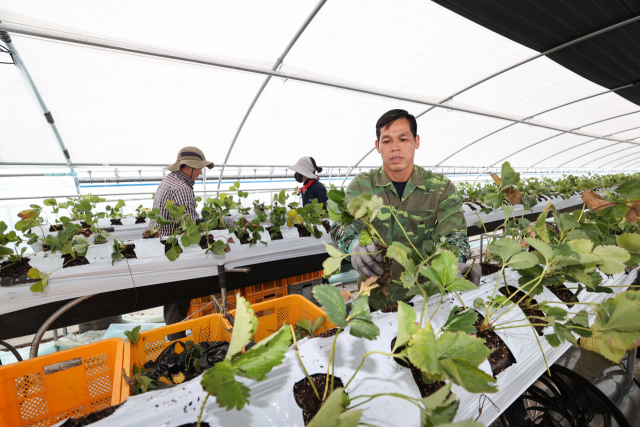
left=148, top=171, right=199, bottom=236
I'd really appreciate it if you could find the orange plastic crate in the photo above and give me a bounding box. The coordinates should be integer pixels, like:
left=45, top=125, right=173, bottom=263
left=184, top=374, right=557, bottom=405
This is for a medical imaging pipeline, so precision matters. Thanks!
left=229, top=294, right=335, bottom=342
left=245, top=278, right=288, bottom=295
left=187, top=294, right=237, bottom=319
left=121, top=314, right=232, bottom=402
left=287, top=270, right=323, bottom=285
left=245, top=286, right=287, bottom=305
left=0, top=339, right=124, bottom=427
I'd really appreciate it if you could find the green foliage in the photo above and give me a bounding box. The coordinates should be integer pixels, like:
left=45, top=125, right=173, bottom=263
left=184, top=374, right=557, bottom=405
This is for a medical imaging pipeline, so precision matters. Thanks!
left=124, top=325, right=141, bottom=345
left=294, top=316, right=326, bottom=340
left=306, top=388, right=362, bottom=427
left=592, top=292, right=640, bottom=362
left=441, top=307, right=478, bottom=335
left=28, top=268, right=52, bottom=293
left=313, top=285, right=379, bottom=339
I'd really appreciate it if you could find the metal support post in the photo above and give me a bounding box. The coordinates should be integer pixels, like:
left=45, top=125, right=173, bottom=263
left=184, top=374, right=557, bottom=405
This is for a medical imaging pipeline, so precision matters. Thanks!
left=479, top=235, right=483, bottom=263
left=626, top=347, right=637, bottom=381
left=217, top=265, right=228, bottom=314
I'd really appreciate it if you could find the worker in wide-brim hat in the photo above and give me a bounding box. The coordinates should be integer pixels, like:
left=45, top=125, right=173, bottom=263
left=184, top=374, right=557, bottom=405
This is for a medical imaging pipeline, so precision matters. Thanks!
left=289, top=156, right=328, bottom=207
left=149, top=146, right=214, bottom=339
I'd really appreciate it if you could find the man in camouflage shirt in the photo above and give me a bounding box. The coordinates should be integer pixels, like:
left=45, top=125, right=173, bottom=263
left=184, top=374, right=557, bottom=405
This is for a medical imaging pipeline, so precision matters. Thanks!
left=330, top=109, right=479, bottom=309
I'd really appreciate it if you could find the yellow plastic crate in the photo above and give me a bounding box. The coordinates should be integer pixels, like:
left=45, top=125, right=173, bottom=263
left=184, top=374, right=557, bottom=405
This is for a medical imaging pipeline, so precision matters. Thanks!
left=121, top=314, right=232, bottom=402
left=0, top=339, right=123, bottom=427
left=229, top=294, right=335, bottom=342
left=187, top=294, right=237, bottom=319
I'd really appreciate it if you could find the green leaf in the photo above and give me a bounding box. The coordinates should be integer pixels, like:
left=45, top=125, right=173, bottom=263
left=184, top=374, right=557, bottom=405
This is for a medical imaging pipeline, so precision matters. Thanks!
left=420, top=251, right=458, bottom=288
left=447, top=278, right=478, bottom=292
left=348, top=318, right=380, bottom=340
left=324, top=242, right=344, bottom=259
left=306, top=388, right=349, bottom=427
left=567, top=239, right=594, bottom=254
left=556, top=213, right=580, bottom=233
left=201, top=359, right=251, bottom=410
left=313, top=285, right=348, bottom=327
left=545, top=333, right=561, bottom=347
left=407, top=324, right=440, bottom=375
left=124, top=325, right=141, bottom=345
left=359, top=230, right=372, bottom=245
left=386, top=244, right=414, bottom=272
left=592, top=294, right=640, bottom=362
left=615, top=178, right=640, bottom=199
left=233, top=325, right=291, bottom=380
left=436, top=331, right=491, bottom=367
left=28, top=268, right=51, bottom=293
left=395, top=301, right=418, bottom=351
left=440, top=358, right=497, bottom=393
left=525, top=237, right=553, bottom=262
left=616, top=233, right=640, bottom=253
left=592, top=245, right=630, bottom=274
left=484, top=193, right=503, bottom=209
left=165, top=245, right=182, bottom=261
left=441, top=307, right=478, bottom=335
left=546, top=307, right=568, bottom=321
left=337, top=409, right=363, bottom=427
left=507, top=252, right=538, bottom=270
left=487, top=238, right=521, bottom=264
left=225, top=295, right=258, bottom=360
left=500, top=161, right=519, bottom=190
left=0, top=245, right=12, bottom=256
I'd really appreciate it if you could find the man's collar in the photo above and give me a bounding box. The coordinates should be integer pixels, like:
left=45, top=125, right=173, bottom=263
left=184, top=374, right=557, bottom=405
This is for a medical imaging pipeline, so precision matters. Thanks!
left=174, top=170, right=195, bottom=186
left=375, top=165, right=424, bottom=189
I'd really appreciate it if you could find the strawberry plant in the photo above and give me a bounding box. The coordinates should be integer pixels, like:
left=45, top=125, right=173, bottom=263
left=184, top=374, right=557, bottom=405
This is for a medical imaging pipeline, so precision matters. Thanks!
left=268, top=189, right=289, bottom=239
left=229, top=181, right=250, bottom=215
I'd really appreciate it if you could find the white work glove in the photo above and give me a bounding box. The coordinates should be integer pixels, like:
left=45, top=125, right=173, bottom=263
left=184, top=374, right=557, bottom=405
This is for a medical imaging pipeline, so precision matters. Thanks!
left=457, top=262, right=481, bottom=286
left=350, top=241, right=383, bottom=278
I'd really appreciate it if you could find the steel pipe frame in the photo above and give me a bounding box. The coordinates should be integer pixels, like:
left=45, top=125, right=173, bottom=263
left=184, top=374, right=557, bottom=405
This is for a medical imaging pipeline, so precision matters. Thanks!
left=338, top=13, right=640, bottom=179
left=610, top=154, right=640, bottom=169
left=0, top=26, right=81, bottom=195
left=574, top=137, right=640, bottom=169
left=0, top=20, right=637, bottom=169
left=215, top=0, right=328, bottom=193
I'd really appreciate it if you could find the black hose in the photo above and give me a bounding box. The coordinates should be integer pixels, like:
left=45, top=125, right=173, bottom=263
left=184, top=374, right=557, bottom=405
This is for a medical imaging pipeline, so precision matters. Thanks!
left=0, top=340, right=23, bottom=363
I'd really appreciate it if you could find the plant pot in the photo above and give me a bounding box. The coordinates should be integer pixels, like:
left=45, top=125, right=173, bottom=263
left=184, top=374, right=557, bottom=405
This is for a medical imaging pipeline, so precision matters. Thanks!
left=293, top=374, right=345, bottom=425
left=62, top=254, right=90, bottom=268
left=110, top=219, right=123, bottom=226
left=0, top=259, right=36, bottom=287
left=135, top=217, right=146, bottom=224
left=390, top=337, right=446, bottom=398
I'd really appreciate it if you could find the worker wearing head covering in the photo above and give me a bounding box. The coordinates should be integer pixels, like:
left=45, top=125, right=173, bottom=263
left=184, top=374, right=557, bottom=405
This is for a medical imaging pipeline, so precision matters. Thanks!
left=289, top=156, right=328, bottom=207
left=150, top=146, right=214, bottom=338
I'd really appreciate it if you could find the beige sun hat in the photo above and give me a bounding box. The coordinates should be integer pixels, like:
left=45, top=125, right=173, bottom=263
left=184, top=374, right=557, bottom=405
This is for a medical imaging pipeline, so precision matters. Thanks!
left=166, top=146, right=214, bottom=171
left=289, top=156, right=322, bottom=180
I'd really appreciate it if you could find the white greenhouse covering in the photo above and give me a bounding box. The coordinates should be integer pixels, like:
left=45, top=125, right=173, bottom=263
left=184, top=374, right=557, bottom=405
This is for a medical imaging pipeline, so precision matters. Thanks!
left=1, top=0, right=640, bottom=224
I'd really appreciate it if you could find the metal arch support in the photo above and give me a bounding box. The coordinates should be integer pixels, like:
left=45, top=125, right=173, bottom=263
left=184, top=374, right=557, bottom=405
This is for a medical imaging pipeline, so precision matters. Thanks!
left=610, top=154, right=640, bottom=170
left=488, top=110, right=640, bottom=168
left=433, top=82, right=637, bottom=168
left=575, top=143, right=639, bottom=167
left=340, top=147, right=376, bottom=187
left=415, top=15, right=640, bottom=119
left=215, top=0, right=327, bottom=192
left=593, top=143, right=640, bottom=169
left=0, top=26, right=81, bottom=195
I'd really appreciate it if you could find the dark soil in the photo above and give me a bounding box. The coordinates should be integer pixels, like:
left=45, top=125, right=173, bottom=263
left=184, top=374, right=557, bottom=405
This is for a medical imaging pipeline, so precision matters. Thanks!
left=390, top=338, right=446, bottom=398
left=481, top=262, right=502, bottom=276
left=49, top=224, right=63, bottom=232
left=142, top=230, right=160, bottom=239
left=465, top=202, right=477, bottom=211
left=80, top=221, right=90, bottom=229
left=376, top=252, right=394, bottom=299
left=62, top=254, right=90, bottom=268
left=236, top=233, right=251, bottom=245
left=379, top=301, right=414, bottom=313
left=121, top=244, right=137, bottom=260
left=0, top=258, right=32, bottom=279
left=110, top=219, right=123, bottom=226
left=499, top=286, right=547, bottom=336
left=548, top=284, right=576, bottom=303
left=266, top=227, right=283, bottom=241
left=321, top=221, right=331, bottom=233
left=456, top=309, right=516, bottom=377
left=199, top=234, right=215, bottom=250
left=60, top=403, right=123, bottom=426
left=162, top=241, right=172, bottom=254
left=311, top=328, right=340, bottom=338
left=177, top=423, right=210, bottom=427
left=295, top=224, right=312, bottom=238
left=135, top=217, right=146, bottom=224
left=293, top=374, right=345, bottom=425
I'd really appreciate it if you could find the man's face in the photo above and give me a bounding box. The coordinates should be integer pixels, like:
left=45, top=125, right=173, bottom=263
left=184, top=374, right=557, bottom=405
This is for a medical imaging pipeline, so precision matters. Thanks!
left=375, top=118, right=420, bottom=173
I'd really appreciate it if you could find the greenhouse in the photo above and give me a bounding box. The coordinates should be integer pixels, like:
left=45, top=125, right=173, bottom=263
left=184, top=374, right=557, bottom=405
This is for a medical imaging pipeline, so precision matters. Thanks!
left=2, top=1, right=640, bottom=426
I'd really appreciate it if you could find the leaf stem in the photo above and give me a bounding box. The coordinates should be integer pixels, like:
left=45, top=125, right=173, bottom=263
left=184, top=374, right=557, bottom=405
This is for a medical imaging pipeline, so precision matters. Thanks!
left=290, top=324, right=320, bottom=400
left=196, top=394, right=209, bottom=427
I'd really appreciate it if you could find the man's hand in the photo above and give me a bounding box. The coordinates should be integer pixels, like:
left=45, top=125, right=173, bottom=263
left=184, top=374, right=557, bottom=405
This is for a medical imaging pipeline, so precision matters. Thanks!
left=351, top=242, right=383, bottom=278
left=457, top=262, right=481, bottom=286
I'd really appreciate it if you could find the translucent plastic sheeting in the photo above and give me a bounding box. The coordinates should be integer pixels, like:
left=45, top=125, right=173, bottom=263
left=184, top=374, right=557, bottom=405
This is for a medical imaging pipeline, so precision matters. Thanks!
left=561, top=142, right=640, bottom=168
left=281, top=0, right=536, bottom=101
left=453, top=56, right=607, bottom=120
left=444, top=123, right=561, bottom=167
left=12, top=36, right=268, bottom=165
left=506, top=133, right=596, bottom=167
left=80, top=269, right=635, bottom=427
left=533, top=91, right=640, bottom=131
left=0, top=63, right=64, bottom=163
left=413, top=109, right=510, bottom=167
left=583, top=110, right=640, bottom=136
left=225, top=78, right=420, bottom=166
left=0, top=1, right=315, bottom=64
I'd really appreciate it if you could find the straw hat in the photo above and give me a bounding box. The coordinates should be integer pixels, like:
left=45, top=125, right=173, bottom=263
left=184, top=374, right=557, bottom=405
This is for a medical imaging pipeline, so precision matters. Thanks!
left=166, top=146, right=214, bottom=171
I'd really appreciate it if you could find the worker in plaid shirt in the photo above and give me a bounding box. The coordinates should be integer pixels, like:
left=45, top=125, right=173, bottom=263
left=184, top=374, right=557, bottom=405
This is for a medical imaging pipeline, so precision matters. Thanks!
left=150, top=146, right=214, bottom=337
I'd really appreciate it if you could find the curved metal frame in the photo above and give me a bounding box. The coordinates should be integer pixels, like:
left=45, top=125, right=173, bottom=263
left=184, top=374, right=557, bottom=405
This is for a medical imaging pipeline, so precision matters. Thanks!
left=215, top=0, right=327, bottom=192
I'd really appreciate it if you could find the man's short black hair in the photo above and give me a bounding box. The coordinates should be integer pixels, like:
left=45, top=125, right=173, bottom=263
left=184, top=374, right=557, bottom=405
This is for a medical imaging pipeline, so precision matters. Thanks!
left=376, top=109, right=417, bottom=140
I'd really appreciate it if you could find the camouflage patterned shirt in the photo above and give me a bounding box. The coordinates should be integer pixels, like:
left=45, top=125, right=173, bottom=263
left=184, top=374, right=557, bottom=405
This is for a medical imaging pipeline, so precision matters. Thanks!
left=330, top=166, right=470, bottom=308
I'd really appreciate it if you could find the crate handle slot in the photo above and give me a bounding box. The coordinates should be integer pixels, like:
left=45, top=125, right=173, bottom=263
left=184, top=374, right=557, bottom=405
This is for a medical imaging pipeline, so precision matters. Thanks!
left=165, top=329, right=192, bottom=342
left=44, top=358, right=82, bottom=375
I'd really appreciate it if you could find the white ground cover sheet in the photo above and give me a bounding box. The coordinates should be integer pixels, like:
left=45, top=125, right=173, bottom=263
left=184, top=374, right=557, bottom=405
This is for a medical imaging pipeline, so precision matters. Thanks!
left=69, top=268, right=635, bottom=427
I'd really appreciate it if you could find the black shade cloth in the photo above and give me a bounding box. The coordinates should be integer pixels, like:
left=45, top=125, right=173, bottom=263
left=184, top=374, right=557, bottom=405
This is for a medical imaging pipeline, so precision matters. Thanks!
left=432, top=0, right=640, bottom=106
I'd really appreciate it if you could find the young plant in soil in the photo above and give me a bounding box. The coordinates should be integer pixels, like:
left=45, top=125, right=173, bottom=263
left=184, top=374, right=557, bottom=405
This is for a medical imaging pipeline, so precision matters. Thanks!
left=293, top=316, right=326, bottom=340
left=229, top=181, right=250, bottom=215
left=105, top=199, right=127, bottom=225
left=111, top=239, right=137, bottom=265
left=0, top=221, right=33, bottom=284
left=135, top=205, right=149, bottom=224
left=144, top=207, right=172, bottom=239
left=228, top=217, right=266, bottom=246
left=196, top=294, right=292, bottom=426
left=294, top=283, right=484, bottom=426
left=201, top=193, right=236, bottom=230
left=291, top=199, right=326, bottom=239
left=268, top=189, right=289, bottom=240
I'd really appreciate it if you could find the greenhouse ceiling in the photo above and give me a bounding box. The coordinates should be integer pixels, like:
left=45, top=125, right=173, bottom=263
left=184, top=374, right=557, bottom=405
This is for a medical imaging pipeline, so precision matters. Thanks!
left=1, top=0, right=640, bottom=174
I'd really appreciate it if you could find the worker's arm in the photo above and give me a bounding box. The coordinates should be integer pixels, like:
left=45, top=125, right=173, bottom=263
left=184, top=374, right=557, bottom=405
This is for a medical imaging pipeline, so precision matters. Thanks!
left=435, top=179, right=471, bottom=263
